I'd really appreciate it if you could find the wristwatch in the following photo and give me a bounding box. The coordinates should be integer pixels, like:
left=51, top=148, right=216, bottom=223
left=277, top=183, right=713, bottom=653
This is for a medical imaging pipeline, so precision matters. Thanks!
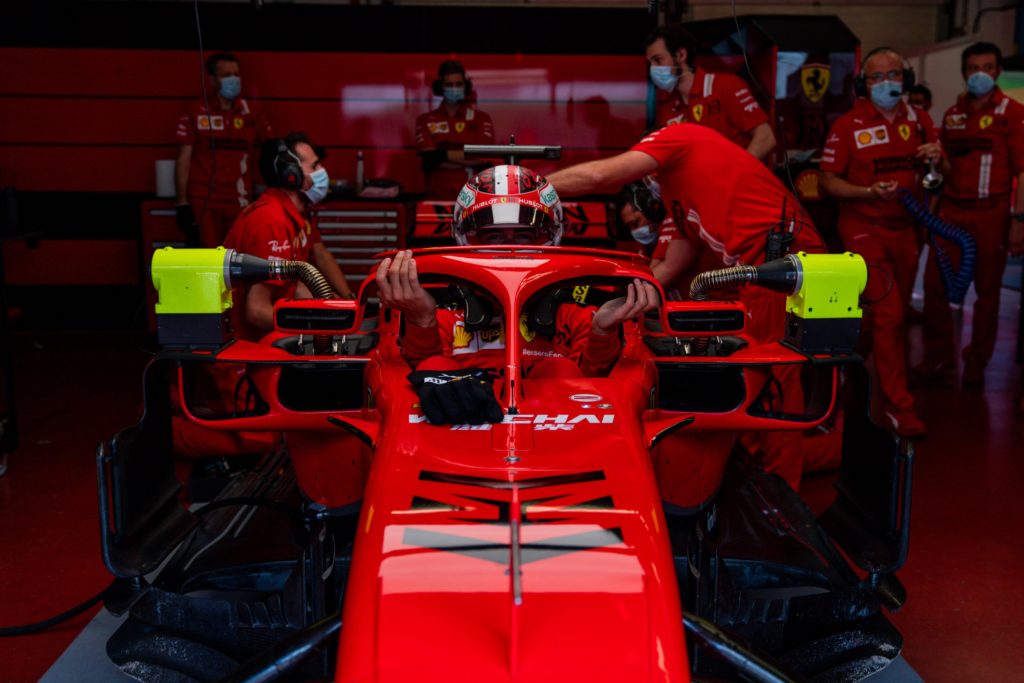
left=1012, top=212, right=1024, bottom=222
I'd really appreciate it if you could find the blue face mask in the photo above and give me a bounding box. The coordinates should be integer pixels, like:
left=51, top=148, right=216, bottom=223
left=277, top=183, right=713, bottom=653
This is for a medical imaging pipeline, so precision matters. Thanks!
left=631, top=224, right=657, bottom=246
left=304, top=168, right=330, bottom=204
left=869, top=80, right=902, bottom=110
left=649, top=65, right=680, bottom=93
left=219, top=75, right=241, bottom=101
left=443, top=86, right=465, bottom=104
left=966, top=71, right=996, bottom=97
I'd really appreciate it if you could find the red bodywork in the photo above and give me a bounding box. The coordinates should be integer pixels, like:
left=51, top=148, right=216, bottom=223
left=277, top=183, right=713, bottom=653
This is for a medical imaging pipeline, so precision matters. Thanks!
left=179, top=246, right=835, bottom=682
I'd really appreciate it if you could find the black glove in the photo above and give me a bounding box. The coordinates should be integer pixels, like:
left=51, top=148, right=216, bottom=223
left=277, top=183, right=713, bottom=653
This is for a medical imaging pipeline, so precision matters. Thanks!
left=175, top=204, right=200, bottom=247
left=407, top=369, right=504, bottom=425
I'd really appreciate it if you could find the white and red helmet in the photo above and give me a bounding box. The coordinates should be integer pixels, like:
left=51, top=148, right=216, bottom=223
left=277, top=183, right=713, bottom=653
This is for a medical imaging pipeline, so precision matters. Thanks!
left=452, top=165, right=564, bottom=246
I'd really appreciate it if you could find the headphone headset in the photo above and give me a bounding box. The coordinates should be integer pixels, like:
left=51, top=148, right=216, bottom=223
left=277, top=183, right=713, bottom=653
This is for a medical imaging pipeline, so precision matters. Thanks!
left=272, top=139, right=304, bottom=191
left=855, top=47, right=916, bottom=97
left=432, top=61, right=474, bottom=97
left=625, top=181, right=666, bottom=224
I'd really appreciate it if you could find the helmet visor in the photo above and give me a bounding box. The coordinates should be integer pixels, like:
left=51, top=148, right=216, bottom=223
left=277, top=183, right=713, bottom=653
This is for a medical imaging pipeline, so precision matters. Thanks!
left=458, top=203, right=560, bottom=246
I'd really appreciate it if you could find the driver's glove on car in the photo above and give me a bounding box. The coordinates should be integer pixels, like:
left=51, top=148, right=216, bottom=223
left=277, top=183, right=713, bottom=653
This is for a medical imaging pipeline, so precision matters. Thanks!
left=175, top=204, right=201, bottom=248
left=407, top=369, right=504, bottom=425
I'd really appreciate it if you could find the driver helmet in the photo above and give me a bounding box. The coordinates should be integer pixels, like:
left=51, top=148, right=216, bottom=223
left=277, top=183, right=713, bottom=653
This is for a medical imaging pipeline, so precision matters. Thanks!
left=452, top=165, right=564, bottom=246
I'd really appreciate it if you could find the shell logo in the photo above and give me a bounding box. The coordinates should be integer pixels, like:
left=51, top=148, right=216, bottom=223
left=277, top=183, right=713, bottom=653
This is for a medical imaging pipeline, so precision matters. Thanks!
left=453, top=325, right=472, bottom=348
left=857, top=131, right=873, bottom=146
left=795, top=170, right=821, bottom=201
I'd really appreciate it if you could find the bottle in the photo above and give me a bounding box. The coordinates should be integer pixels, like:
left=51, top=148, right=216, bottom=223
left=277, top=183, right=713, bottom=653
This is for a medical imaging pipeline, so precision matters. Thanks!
left=355, top=150, right=365, bottom=194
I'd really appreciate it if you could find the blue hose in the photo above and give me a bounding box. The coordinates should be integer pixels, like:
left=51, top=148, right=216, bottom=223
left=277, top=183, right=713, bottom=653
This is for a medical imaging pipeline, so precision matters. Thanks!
left=897, top=189, right=978, bottom=304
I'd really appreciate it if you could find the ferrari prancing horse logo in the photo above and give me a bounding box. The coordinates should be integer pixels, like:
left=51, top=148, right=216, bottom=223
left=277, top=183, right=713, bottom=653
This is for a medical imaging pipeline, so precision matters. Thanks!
left=691, top=104, right=704, bottom=122
left=800, top=64, right=830, bottom=104
left=455, top=121, right=466, bottom=133
left=980, top=115, right=993, bottom=130
left=898, top=124, right=912, bottom=141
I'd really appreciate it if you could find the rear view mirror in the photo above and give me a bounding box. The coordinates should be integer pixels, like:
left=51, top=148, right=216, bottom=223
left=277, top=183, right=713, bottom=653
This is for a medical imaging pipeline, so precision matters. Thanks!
left=274, top=299, right=362, bottom=335
left=661, top=301, right=746, bottom=335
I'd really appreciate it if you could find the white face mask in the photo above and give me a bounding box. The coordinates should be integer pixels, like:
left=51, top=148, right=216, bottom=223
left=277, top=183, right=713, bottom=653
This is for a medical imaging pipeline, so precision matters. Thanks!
left=631, top=224, right=657, bottom=245
left=303, top=168, right=330, bottom=204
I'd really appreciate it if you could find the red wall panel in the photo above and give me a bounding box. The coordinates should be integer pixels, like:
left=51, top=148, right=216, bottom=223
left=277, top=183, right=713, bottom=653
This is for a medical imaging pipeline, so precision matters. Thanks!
left=0, top=48, right=648, bottom=195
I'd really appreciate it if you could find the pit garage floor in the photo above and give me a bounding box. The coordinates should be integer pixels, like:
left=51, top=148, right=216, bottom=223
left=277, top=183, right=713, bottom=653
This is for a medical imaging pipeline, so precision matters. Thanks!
left=1, top=285, right=1022, bottom=683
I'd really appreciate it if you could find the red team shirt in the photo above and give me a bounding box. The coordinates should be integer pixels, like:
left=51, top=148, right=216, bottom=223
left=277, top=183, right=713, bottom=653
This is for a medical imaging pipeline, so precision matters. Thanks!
left=651, top=217, right=680, bottom=261
left=402, top=306, right=621, bottom=377
left=176, top=98, right=273, bottom=209
left=631, top=124, right=823, bottom=268
left=820, top=98, right=938, bottom=222
left=415, top=103, right=495, bottom=198
left=222, top=189, right=322, bottom=341
left=940, top=88, right=1024, bottom=201
left=657, top=67, right=769, bottom=150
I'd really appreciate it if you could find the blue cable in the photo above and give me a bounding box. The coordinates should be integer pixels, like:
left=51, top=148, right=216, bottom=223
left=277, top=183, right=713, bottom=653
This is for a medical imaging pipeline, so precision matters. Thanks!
left=897, top=189, right=978, bottom=304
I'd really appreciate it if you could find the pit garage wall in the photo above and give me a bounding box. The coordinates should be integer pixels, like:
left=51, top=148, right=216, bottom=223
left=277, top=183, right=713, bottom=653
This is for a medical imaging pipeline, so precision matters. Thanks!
left=0, top=49, right=648, bottom=196
left=0, top=2, right=652, bottom=329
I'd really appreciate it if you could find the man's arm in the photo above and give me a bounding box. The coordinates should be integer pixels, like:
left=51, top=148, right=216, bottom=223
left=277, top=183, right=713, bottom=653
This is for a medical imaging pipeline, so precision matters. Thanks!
left=1011, top=171, right=1024, bottom=256
left=745, top=122, right=777, bottom=161
left=546, top=151, right=659, bottom=196
left=1004, top=104, right=1024, bottom=256
left=651, top=235, right=700, bottom=288
left=571, top=279, right=659, bottom=376
left=311, top=242, right=355, bottom=298
left=244, top=282, right=276, bottom=333
left=375, top=251, right=446, bottom=363
left=175, top=144, right=193, bottom=205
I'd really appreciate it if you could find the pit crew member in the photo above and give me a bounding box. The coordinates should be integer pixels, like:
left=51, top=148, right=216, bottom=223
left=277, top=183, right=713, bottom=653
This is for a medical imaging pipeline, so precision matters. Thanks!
left=376, top=165, right=659, bottom=379
left=618, top=179, right=725, bottom=300
left=545, top=125, right=825, bottom=489
left=175, top=52, right=273, bottom=247
left=917, top=42, right=1024, bottom=387
left=908, top=84, right=933, bottom=113
left=819, top=47, right=940, bottom=438
left=416, top=60, right=496, bottom=199
left=647, top=23, right=776, bottom=160
left=223, top=133, right=354, bottom=342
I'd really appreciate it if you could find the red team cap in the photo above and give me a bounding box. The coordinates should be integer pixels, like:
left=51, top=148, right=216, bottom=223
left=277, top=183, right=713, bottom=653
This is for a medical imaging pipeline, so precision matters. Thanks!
left=452, top=165, right=564, bottom=246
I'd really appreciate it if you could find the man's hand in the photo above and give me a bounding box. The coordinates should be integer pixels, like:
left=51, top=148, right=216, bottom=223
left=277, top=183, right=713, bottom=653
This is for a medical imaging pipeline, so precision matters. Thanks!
left=1009, top=218, right=1024, bottom=257
left=915, top=142, right=942, bottom=164
left=175, top=204, right=200, bottom=247
left=375, top=250, right=437, bottom=327
left=592, top=279, right=660, bottom=336
left=868, top=180, right=899, bottom=201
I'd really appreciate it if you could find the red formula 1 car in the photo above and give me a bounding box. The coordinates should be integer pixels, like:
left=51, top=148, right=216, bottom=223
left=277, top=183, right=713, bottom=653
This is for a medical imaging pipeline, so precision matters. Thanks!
left=97, top=244, right=916, bottom=683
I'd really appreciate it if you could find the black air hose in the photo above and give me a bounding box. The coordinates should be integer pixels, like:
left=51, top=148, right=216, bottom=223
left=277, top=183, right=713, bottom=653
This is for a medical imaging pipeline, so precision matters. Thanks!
left=897, top=189, right=977, bottom=304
